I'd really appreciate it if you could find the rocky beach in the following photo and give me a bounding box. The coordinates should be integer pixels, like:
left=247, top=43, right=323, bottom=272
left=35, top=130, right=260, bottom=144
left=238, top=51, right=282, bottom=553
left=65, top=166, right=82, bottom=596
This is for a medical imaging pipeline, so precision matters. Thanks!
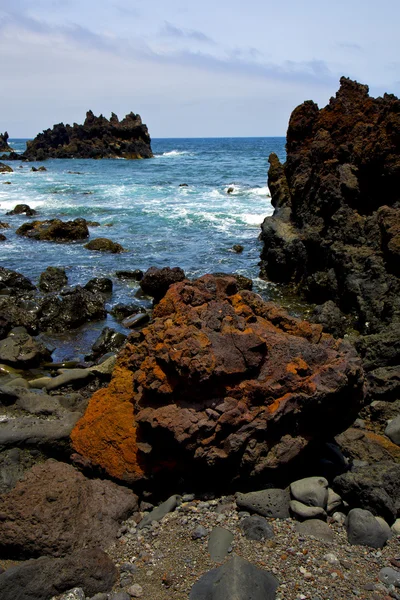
left=1, top=79, right=400, bottom=600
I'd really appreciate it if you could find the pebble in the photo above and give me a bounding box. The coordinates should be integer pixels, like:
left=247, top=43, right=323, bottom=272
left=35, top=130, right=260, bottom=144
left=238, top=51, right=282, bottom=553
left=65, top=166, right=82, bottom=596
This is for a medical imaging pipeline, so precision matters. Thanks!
left=127, top=583, right=144, bottom=597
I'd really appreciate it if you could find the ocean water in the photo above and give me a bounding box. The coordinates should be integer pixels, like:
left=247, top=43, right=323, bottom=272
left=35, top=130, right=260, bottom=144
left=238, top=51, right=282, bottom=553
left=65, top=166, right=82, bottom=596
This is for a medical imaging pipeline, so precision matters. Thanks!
left=0, top=137, right=285, bottom=358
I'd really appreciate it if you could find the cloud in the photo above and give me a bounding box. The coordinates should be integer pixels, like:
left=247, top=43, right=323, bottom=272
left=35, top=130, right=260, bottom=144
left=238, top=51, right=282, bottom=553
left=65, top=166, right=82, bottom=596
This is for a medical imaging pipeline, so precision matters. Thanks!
left=337, top=42, right=363, bottom=52
left=160, top=21, right=215, bottom=44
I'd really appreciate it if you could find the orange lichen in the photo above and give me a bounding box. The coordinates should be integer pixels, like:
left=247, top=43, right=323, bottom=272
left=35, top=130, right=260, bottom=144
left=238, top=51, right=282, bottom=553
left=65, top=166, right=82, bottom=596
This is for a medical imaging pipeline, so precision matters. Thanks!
left=70, top=366, right=143, bottom=482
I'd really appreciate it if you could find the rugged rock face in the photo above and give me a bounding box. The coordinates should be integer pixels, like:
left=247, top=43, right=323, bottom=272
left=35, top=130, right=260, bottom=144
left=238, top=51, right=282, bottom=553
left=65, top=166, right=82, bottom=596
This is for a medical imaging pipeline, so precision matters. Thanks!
left=71, top=275, right=364, bottom=488
left=0, top=132, right=13, bottom=152
left=21, top=111, right=153, bottom=160
left=0, top=460, right=138, bottom=558
left=260, top=77, right=400, bottom=336
left=84, top=237, right=126, bottom=253
left=16, top=218, right=89, bottom=242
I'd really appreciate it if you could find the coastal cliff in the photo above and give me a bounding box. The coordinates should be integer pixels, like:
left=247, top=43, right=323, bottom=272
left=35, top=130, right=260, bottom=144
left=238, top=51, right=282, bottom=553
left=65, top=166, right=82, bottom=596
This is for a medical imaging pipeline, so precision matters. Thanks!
left=0, top=131, right=13, bottom=152
left=21, top=111, right=153, bottom=160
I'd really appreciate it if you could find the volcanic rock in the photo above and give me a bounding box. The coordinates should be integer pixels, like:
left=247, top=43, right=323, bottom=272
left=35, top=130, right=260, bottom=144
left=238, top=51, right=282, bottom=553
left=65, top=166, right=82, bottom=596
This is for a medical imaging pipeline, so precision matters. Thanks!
left=16, top=218, right=89, bottom=242
left=0, top=162, right=13, bottom=173
left=37, top=286, right=106, bottom=332
left=39, top=266, right=68, bottom=292
left=0, top=131, right=13, bottom=152
left=84, top=238, right=125, bottom=253
left=0, top=233, right=6, bottom=241
left=85, top=277, right=113, bottom=294
left=0, top=266, right=36, bottom=293
left=140, top=266, right=186, bottom=302
left=0, top=460, right=138, bottom=558
left=0, top=548, right=118, bottom=600
left=6, top=204, right=37, bottom=216
left=0, top=332, right=52, bottom=367
left=260, top=77, right=400, bottom=335
left=22, top=111, right=153, bottom=160
left=71, top=274, right=364, bottom=488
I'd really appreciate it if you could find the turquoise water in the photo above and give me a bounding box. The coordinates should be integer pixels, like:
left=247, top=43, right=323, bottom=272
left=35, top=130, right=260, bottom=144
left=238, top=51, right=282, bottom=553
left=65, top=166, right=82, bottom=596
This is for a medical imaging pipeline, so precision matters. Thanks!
left=1, top=137, right=285, bottom=307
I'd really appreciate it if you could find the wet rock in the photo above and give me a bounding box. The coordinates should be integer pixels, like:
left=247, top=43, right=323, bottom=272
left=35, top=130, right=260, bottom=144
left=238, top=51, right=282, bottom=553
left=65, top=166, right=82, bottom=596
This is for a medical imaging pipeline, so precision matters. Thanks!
left=31, top=165, right=47, bottom=172
left=39, top=266, right=68, bottom=292
left=0, top=548, right=117, bottom=600
left=189, top=555, right=279, bottom=600
left=88, top=327, right=126, bottom=361
left=334, top=462, right=400, bottom=523
left=121, top=312, right=150, bottom=329
left=110, top=304, right=143, bottom=321
left=0, top=460, right=138, bottom=558
left=16, top=218, right=89, bottom=242
left=0, top=233, right=6, bottom=241
left=232, top=244, right=244, bottom=253
left=236, top=489, right=290, bottom=519
left=0, top=221, right=10, bottom=228
left=0, top=131, right=13, bottom=152
left=37, top=286, right=106, bottom=332
left=140, top=266, right=186, bottom=302
left=346, top=508, right=391, bottom=548
left=71, top=274, right=364, bottom=487
left=0, top=296, right=39, bottom=337
left=0, top=332, right=52, bottom=367
left=0, top=266, right=36, bottom=293
left=84, top=238, right=126, bottom=254
left=22, top=110, right=153, bottom=160
left=239, top=515, right=274, bottom=541
left=0, top=162, right=13, bottom=173
left=85, top=278, right=113, bottom=294
left=116, top=270, right=143, bottom=281
left=6, top=203, right=37, bottom=216
left=39, top=369, right=93, bottom=391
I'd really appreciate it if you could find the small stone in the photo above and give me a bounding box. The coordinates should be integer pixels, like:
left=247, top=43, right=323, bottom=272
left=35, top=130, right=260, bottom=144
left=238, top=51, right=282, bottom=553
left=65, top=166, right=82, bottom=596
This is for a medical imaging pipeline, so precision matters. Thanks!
left=240, top=515, right=274, bottom=541
left=128, top=583, right=144, bottom=597
left=380, top=567, right=400, bottom=588
left=57, top=590, right=85, bottom=600
left=324, top=553, right=340, bottom=566
left=192, top=525, right=207, bottom=539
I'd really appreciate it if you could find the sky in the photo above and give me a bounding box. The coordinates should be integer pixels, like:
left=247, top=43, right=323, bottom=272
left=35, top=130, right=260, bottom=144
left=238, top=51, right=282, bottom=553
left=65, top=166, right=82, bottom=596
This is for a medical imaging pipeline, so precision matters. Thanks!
left=0, top=0, right=399, bottom=138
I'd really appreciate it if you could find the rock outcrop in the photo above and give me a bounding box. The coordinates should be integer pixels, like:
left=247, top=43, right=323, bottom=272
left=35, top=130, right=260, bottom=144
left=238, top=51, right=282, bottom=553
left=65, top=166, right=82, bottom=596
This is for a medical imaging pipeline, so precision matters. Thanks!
left=71, top=275, right=364, bottom=488
left=260, top=77, right=400, bottom=336
left=20, top=111, right=153, bottom=160
left=16, top=218, right=89, bottom=242
left=0, top=131, right=13, bottom=152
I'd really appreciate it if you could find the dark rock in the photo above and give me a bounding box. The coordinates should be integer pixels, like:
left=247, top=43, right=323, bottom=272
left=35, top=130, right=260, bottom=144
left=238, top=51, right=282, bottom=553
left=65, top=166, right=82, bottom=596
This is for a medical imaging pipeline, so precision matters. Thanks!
left=0, top=332, right=52, bottom=367
left=335, top=427, right=400, bottom=464
left=0, top=222, right=10, bottom=228
left=379, top=567, right=400, bottom=588
left=0, top=460, right=138, bottom=558
left=22, top=111, right=153, bottom=160
left=232, top=244, right=244, bottom=253
left=71, top=274, right=364, bottom=487
left=138, top=495, right=180, bottom=529
left=85, top=278, right=113, bottom=294
left=189, top=555, right=279, bottom=600
left=227, top=187, right=234, bottom=194
left=0, top=448, right=47, bottom=494
left=0, top=132, right=13, bottom=152
left=116, top=270, right=144, bottom=281
left=140, top=266, right=186, bottom=302
left=0, top=295, right=39, bottom=336
left=212, top=272, right=253, bottom=290
left=208, top=527, right=234, bottom=561
left=311, top=301, right=348, bottom=337
left=0, top=233, right=6, bottom=241
left=179, top=183, right=189, bottom=187
left=31, top=165, right=47, bottom=172
left=110, top=303, right=142, bottom=321
left=0, top=548, right=117, bottom=600
left=84, top=238, right=125, bottom=253
left=334, top=462, right=400, bottom=523
left=37, top=286, right=106, bottom=332
left=346, top=508, right=391, bottom=548
left=0, top=162, right=13, bottom=173
left=39, top=266, right=68, bottom=292
left=6, top=203, right=37, bottom=216
left=88, top=327, right=126, bottom=361
left=236, top=489, right=290, bottom=519
left=121, top=312, right=150, bottom=329
left=240, top=515, right=274, bottom=541
left=260, top=78, right=400, bottom=335
left=16, top=218, right=89, bottom=242
left=0, top=266, right=36, bottom=293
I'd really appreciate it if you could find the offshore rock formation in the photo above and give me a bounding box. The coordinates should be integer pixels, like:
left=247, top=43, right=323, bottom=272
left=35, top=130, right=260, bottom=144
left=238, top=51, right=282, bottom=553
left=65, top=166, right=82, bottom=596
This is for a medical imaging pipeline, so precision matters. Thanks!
left=21, top=111, right=153, bottom=160
left=0, top=131, right=13, bottom=152
left=71, top=275, right=364, bottom=488
left=260, top=77, right=400, bottom=336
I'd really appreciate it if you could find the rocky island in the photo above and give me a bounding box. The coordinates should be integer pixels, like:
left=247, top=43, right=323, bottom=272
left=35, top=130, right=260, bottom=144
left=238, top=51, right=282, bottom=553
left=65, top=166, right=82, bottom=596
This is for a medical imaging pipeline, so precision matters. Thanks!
left=0, top=131, right=13, bottom=153
left=3, top=111, right=153, bottom=161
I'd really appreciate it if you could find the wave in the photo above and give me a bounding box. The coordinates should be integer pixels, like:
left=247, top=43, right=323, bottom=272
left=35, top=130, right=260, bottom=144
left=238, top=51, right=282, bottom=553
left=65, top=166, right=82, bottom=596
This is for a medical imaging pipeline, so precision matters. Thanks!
left=224, top=184, right=271, bottom=197
left=155, top=150, right=192, bottom=157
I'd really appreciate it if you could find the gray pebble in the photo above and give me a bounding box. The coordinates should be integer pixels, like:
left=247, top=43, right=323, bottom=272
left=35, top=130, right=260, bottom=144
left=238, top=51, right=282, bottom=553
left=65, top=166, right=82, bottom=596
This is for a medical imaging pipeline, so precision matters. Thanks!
left=380, top=567, right=400, bottom=588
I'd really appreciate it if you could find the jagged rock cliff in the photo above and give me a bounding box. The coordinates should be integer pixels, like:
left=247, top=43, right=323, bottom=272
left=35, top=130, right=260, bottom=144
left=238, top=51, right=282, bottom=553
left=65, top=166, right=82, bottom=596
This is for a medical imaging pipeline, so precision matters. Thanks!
left=21, top=111, right=153, bottom=160
left=260, top=77, right=400, bottom=336
left=0, top=131, right=13, bottom=152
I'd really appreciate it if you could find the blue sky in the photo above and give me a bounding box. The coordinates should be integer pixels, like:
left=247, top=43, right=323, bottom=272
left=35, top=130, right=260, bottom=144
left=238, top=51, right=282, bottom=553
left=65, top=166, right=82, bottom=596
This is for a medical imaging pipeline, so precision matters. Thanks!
left=0, top=0, right=399, bottom=137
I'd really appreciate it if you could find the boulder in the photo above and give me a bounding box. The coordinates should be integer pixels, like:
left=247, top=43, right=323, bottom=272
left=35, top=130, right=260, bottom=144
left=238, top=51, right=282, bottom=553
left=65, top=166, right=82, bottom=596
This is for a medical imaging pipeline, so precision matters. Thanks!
left=0, top=131, right=13, bottom=152
left=84, top=238, right=125, bottom=253
left=85, top=277, right=113, bottom=294
left=22, top=110, right=153, bottom=160
left=116, top=269, right=144, bottom=281
left=235, top=488, right=290, bottom=519
left=0, top=233, right=6, bottom=241
left=0, top=295, right=39, bottom=336
left=189, top=555, right=279, bottom=600
left=0, top=221, right=10, bottom=228
left=385, top=415, right=400, bottom=445
left=16, top=218, right=89, bottom=242
left=140, top=266, right=186, bottom=302
left=208, top=527, right=234, bottom=562
left=0, top=162, right=13, bottom=173
left=239, top=515, right=274, bottom=541
left=0, top=548, right=117, bottom=600
left=0, top=266, right=36, bottom=293
left=71, top=274, right=364, bottom=487
left=6, top=204, right=37, bottom=216
left=290, top=476, right=329, bottom=508
left=260, top=78, right=400, bottom=337
left=87, top=327, right=126, bottom=361
left=0, top=332, right=52, bottom=367
left=37, top=286, right=106, bottom=332
left=334, top=462, right=400, bottom=523
left=346, top=508, right=391, bottom=548
left=0, top=460, right=138, bottom=558
left=39, top=266, right=68, bottom=292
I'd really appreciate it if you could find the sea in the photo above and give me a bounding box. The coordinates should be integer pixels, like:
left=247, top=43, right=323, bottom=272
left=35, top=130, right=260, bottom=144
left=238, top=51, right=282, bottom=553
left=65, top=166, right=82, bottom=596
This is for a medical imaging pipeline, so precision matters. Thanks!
left=0, top=137, right=286, bottom=360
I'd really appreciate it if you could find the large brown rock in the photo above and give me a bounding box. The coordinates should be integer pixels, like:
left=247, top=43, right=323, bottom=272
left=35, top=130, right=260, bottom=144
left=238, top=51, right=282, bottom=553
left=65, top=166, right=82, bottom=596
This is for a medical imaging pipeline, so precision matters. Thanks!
left=71, top=275, right=364, bottom=487
left=21, top=110, right=153, bottom=160
left=16, top=218, right=89, bottom=242
left=260, top=77, right=400, bottom=336
left=0, top=460, right=138, bottom=558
